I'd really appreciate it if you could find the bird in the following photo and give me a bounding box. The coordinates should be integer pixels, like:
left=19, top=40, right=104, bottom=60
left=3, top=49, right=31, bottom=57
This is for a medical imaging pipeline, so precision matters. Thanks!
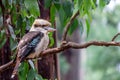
left=11, top=19, right=56, bottom=78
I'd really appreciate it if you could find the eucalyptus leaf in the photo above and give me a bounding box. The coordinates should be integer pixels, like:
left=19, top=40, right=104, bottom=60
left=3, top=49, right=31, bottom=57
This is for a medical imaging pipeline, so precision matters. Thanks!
left=19, top=62, right=29, bottom=80
left=8, top=25, right=16, bottom=40
left=62, top=1, right=72, bottom=17
left=35, top=74, right=43, bottom=80
left=68, top=19, right=78, bottom=35
left=49, top=32, right=54, bottom=47
left=99, top=0, right=110, bottom=8
left=45, top=0, right=52, bottom=8
left=54, top=1, right=60, bottom=10
left=0, top=30, right=6, bottom=48
left=0, top=38, right=6, bottom=48
left=27, top=69, right=35, bottom=80
left=24, top=0, right=39, bottom=17
left=79, top=20, right=84, bottom=35
left=86, top=19, right=90, bottom=36
left=10, top=37, right=17, bottom=51
left=50, top=4, right=56, bottom=24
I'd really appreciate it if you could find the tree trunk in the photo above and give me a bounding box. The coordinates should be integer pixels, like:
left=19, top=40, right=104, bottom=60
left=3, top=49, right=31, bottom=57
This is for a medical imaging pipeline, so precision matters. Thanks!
left=62, top=28, right=81, bottom=80
left=37, top=0, right=56, bottom=79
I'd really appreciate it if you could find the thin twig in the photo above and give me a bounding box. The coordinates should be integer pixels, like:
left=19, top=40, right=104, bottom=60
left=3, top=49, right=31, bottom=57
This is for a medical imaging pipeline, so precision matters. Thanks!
left=62, top=10, right=79, bottom=41
left=112, top=33, right=120, bottom=41
left=0, top=60, right=14, bottom=72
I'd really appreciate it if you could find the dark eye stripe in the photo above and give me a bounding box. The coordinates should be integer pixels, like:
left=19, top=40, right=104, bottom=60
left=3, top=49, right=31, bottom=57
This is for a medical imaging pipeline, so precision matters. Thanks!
left=34, top=24, right=47, bottom=27
left=34, top=24, right=41, bottom=27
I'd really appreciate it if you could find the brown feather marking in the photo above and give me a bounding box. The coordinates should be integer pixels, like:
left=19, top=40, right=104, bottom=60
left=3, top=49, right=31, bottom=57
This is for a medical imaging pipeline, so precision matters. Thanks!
left=17, top=31, right=40, bottom=49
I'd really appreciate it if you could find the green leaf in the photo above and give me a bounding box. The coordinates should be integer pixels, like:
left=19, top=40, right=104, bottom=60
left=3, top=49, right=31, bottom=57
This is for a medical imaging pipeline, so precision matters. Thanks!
left=19, top=62, right=29, bottom=80
left=27, top=68, right=43, bottom=80
left=68, top=19, right=78, bottom=35
left=0, top=38, right=6, bottom=48
left=50, top=4, right=56, bottom=24
left=58, top=7, right=68, bottom=27
left=0, top=30, right=6, bottom=48
left=8, top=25, right=16, bottom=40
left=10, top=37, right=17, bottom=51
left=44, top=0, right=52, bottom=8
left=99, top=0, right=110, bottom=8
left=79, top=20, right=84, bottom=34
left=16, top=14, right=23, bottom=28
left=24, top=0, right=39, bottom=17
left=48, top=32, right=54, bottom=47
left=91, top=0, right=96, bottom=9
left=54, top=0, right=60, bottom=10
left=85, top=19, right=90, bottom=36
left=35, top=74, right=43, bottom=80
left=21, top=8, right=28, bottom=17
left=62, top=1, right=72, bottom=17
left=27, top=69, right=35, bottom=80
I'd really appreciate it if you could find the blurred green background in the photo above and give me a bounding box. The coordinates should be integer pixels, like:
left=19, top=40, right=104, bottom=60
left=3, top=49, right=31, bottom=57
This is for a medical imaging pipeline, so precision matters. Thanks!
left=85, top=3, right=120, bottom=80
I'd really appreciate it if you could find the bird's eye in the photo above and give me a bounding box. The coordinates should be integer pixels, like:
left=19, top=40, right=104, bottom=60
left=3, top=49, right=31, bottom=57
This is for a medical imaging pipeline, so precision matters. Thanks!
left=41, top=25, right=46, bottom=27
left=34, top=24, right=41, bottom=27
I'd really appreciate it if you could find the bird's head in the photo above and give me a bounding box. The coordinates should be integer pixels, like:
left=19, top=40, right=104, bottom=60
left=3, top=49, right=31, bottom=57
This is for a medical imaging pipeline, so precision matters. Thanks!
left=30, top=19, right=56, bottom=33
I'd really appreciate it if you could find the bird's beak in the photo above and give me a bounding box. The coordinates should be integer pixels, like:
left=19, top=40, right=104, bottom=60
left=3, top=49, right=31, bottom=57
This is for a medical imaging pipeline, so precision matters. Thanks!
left=44, top=27, right=56, bottom=32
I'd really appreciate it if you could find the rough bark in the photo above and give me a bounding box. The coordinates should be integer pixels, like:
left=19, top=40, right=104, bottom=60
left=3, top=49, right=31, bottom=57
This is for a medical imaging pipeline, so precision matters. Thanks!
left=37, top=0, right=55, bottom=79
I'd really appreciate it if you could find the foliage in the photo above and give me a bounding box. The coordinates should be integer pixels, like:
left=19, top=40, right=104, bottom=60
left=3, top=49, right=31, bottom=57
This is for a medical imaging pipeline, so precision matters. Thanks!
left=0, top=0, right=111, bottom=79
left=86, top=5, right=120, bottom=80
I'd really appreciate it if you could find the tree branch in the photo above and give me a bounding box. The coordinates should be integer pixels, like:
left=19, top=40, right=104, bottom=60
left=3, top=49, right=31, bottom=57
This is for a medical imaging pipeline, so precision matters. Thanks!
left=0, top=40, right=120, bottom=72
left=41, top=41, right=120, bottom=56
left=112, top=33, right=120, bottom=41
left=0, top=60, right=14, bottom=72
left=62, top=11, right=79, bottom=41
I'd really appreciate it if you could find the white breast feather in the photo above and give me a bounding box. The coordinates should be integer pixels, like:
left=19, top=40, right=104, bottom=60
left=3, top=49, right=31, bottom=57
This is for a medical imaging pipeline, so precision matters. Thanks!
left=35, top=33, right=49, bottom=57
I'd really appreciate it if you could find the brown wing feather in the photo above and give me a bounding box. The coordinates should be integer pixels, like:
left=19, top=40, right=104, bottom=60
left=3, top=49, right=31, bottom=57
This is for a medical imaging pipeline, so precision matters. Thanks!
left=11, top=31, right=41, bottom=78
left=17, top=31, right=40, bottom=49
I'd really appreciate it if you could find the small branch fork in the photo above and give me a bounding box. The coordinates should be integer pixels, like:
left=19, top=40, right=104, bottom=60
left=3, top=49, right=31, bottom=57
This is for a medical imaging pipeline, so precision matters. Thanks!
left=112, top=32, right=120, bottom=41
left=1, top=10, right=120, bottom=73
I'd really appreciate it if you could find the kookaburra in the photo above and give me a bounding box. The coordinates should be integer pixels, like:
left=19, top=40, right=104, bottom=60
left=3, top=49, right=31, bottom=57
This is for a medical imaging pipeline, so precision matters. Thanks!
left=11, top=19, right=56, bottom=78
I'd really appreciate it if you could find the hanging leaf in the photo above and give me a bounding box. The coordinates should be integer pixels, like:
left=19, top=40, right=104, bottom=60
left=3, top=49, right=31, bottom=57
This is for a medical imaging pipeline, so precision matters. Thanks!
left=0, top=30, right=6, bottom=48
left=62, top=1, right=73, bottom=17
left=91, top=0, right=96, bottom=9
left=8, top=25, right=16, bottom=40
left=16, top=14, right=23, bottom=28
left=79, top=20, right=84, bottom=35
left=24, top=0, right=39, bottom=17
left=48, top=32, right=54, bottom=47
left=10, top=37, right=17, bottom=51
left=35, top=74, right=43, bottom=80
left=86, top=19, right=90, bottom=36
left=99, top=0, right=110, bottom=8
left=19, top=62, right=29, bottom=80
left=50, top=4, right=56, bottom=24
left=27, top=68, right=35, bottom=80
left=44, top=0, right=52, bottom=8
left=58, top=7, right=68, bottom=28
left=68, top=19, right=78, bottom=35
left=54, top=2, right=60, bottom=10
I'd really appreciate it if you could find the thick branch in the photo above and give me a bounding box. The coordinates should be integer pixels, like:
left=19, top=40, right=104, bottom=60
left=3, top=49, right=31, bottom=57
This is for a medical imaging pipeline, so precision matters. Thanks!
left=62, top=11, right=79, bottom=41
left=41, top=41, right=120, bottom=56
left=0, top=41, right=120, bottom=70
left=0, top=40, right=120, bottom=72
